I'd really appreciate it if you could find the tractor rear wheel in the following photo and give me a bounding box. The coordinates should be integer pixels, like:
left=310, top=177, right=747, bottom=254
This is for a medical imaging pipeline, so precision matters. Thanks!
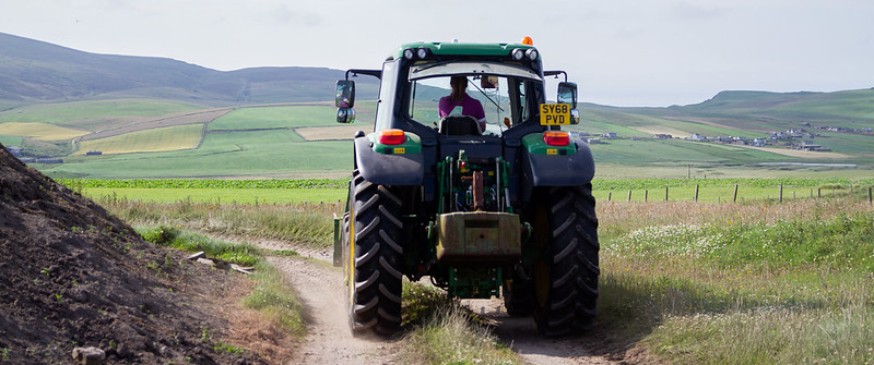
left=530, top=185, right=599, bottom=336
left=344, top=170, right=404, bottom=336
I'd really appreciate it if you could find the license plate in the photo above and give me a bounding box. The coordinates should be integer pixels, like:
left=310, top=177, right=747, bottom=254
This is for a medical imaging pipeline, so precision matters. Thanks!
left=539, top=103, right=571, bottom=125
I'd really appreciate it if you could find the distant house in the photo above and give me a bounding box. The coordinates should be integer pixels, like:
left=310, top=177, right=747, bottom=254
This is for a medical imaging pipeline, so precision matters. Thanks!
left=798, top=144, right=831, bottom=152
left=602, top=132, right=617, bottom=139
left=752, top=138, right=767, bottom=147
left=35, top=158, right=63, bottom=164
left=85, top=150, right=103, bottom=156
left=688, top=133, right=707, bottom=141
left=653, top=134, right=673, bottom=139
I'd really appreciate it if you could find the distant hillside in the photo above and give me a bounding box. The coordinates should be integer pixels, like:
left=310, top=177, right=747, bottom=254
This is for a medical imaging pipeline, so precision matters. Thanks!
left=581, top=88, right=874, bottom=133
left=0, top=32, right=376, bottom=105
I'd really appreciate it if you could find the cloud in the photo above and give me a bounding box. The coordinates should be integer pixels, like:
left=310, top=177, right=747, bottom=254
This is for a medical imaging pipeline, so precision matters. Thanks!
left=669, top=2, right=726, bottom=20
left=270, top=5, right=321, bottom=27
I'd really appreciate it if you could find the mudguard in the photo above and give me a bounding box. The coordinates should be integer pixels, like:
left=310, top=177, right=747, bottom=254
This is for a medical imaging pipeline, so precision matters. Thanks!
left=354, top=135, right=424, bottom=185
left=520, top=137, right=595, bottom=201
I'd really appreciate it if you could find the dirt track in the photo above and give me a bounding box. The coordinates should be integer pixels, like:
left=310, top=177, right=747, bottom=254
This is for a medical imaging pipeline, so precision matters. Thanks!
left=268, top=256, right=402, bottom=365
left=253, top=239, right=627, bottom=365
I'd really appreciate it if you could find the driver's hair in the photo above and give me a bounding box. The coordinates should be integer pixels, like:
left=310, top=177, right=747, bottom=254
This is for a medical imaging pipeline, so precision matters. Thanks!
left=449, top=76, right=468, bottom=101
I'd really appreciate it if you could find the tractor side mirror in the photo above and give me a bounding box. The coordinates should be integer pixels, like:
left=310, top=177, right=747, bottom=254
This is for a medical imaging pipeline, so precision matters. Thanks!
left=558, top=82, right=579, bottom=125
left=336, top=80, right=355, bottom=108
left=337, top=107, right=356, bottom=124
left=557, top=82, right=577, bottom=109
left=336, top=80, right=356, bottom=124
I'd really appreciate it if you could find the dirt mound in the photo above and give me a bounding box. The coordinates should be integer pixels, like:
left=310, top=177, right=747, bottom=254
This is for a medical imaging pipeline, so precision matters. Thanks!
left=0, top=144, right=266, bottom=364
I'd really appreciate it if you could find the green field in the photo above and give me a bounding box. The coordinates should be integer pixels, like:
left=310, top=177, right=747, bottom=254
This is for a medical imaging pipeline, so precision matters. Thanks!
left=0, top=134, right=22, bottom=146
left=74, top=124, right=204, bottom=155
left=0, top=98, right=203, bottom=130
left=59, top=178, right=874, bottom=205
left=209, top=105, right=337, bottom=130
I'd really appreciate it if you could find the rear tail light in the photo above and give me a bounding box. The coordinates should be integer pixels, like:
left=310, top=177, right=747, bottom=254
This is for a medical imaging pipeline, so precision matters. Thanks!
left=543, top=131, right=570, bottom=146
left=378, top=129, right=406, bottom=145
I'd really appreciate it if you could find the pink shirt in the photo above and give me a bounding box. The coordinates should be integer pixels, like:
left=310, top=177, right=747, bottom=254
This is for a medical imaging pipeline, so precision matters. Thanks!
left=438, top=94, right=486, bottom=124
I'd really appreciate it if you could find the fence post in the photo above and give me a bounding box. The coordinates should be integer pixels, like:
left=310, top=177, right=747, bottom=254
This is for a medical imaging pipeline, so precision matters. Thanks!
left=665, top=186, right=669, bottom=202
left=733, top=184, right=739, bottom=203
left=818, top=187, right=822, bottom=198
left=779, top=184, right=783, bottom=203
left=694, top=184, right=699, bottom=202
left=868, top=187, right=872, bottom=205
left=645, top=190, right=649, bottom=202
left=608, top=192, right=612, bottom=202
left=627, top=190, right=632, bottom=202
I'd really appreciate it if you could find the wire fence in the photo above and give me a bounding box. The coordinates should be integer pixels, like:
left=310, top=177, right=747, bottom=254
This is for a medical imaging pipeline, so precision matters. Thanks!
left=596, top=184, right=874, bottom=204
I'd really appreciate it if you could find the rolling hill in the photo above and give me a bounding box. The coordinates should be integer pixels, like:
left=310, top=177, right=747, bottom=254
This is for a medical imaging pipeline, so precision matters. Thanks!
left=0, top=32, right=376, bottom=105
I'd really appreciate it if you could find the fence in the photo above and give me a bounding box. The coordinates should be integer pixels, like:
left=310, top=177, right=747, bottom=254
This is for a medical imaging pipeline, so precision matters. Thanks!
left=598, top=184, right=874, bottom=204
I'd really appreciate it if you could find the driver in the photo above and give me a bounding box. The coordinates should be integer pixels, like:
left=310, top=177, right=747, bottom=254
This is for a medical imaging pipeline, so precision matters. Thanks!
left=438, top=76, right=486, bottom=132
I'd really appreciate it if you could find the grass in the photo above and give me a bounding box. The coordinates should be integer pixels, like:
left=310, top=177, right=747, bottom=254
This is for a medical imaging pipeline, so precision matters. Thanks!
left=80, top=187, right=346, bottom=204
left=596, top=196, right=874, bottom=364
left=0, top=98, right=203, bottom=130
left=138, top=225, right=306, bottom=336
left=243, top=261, right=306, bottom=335
left=58, top=177, right=874, bottom=205
left=73, top=124, right=204, bottom=155
left=208, top=105, right=337, bottom=130
left=41, top=135, right=353, bottom=179
left=139, top=225, right=261, bottom=266
left=0, top=134, right=22, bottom=146
left=400, top=283, right=521, bottom=365
left=0, top=122, right=89, bottom=141
left=102, top=197, right=337, bottom=248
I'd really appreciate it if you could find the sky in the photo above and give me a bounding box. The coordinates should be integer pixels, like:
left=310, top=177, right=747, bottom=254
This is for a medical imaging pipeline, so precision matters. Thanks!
left=1, top=0, right=872, bottom=107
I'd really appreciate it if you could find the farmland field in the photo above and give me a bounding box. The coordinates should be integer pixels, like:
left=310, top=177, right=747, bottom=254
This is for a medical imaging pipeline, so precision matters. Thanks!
left=0, top=134, right=23, bottom=146
left=60, top=177, right=874, bottom=205
left=0, top=122, right=89, bottom=141
left=208, top=105, right=337, bottom=130
left=73, top=124, right=204, bottom=155
left=0, top=98, right=204, bottom=130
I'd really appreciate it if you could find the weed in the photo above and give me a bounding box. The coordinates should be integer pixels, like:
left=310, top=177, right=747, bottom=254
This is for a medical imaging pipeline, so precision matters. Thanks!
left=212, top=342, right=244, bottom=354
left=401, top=304, right=520, bottom=365
left=270, top=249, right=299, bottom=257
left=53, top=293, right=62, bottom=303
left=1, top=347, right=9, bottom=361
left=200, top=326, right=210, bottom=343
left=243, top=262, right=305, bottom=336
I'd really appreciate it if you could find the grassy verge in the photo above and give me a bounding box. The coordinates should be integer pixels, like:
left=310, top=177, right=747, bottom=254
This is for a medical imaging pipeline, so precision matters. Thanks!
left=107, top=198, right=337, bottom=248
left=400, top=283, right=521, bottom=365
left=597, top=196, right=874, bottom=364
left=138, top=226, right=306, bottom=336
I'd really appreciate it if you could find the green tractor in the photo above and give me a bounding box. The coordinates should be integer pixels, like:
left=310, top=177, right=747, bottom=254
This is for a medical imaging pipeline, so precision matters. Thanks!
left=332, top=38, right=599, bottom=337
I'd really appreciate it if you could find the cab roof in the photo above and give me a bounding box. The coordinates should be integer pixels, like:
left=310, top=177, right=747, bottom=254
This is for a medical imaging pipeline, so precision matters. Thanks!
left=391, top=41, right=537, bottom=60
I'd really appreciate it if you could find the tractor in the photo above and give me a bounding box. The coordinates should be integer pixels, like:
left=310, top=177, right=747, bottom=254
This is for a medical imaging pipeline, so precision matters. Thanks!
left=332, top=38, right=599, bottom=337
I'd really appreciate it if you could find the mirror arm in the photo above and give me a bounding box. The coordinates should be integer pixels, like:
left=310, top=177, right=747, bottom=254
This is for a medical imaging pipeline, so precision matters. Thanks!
left=543, top=70, right=568, bottom=83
